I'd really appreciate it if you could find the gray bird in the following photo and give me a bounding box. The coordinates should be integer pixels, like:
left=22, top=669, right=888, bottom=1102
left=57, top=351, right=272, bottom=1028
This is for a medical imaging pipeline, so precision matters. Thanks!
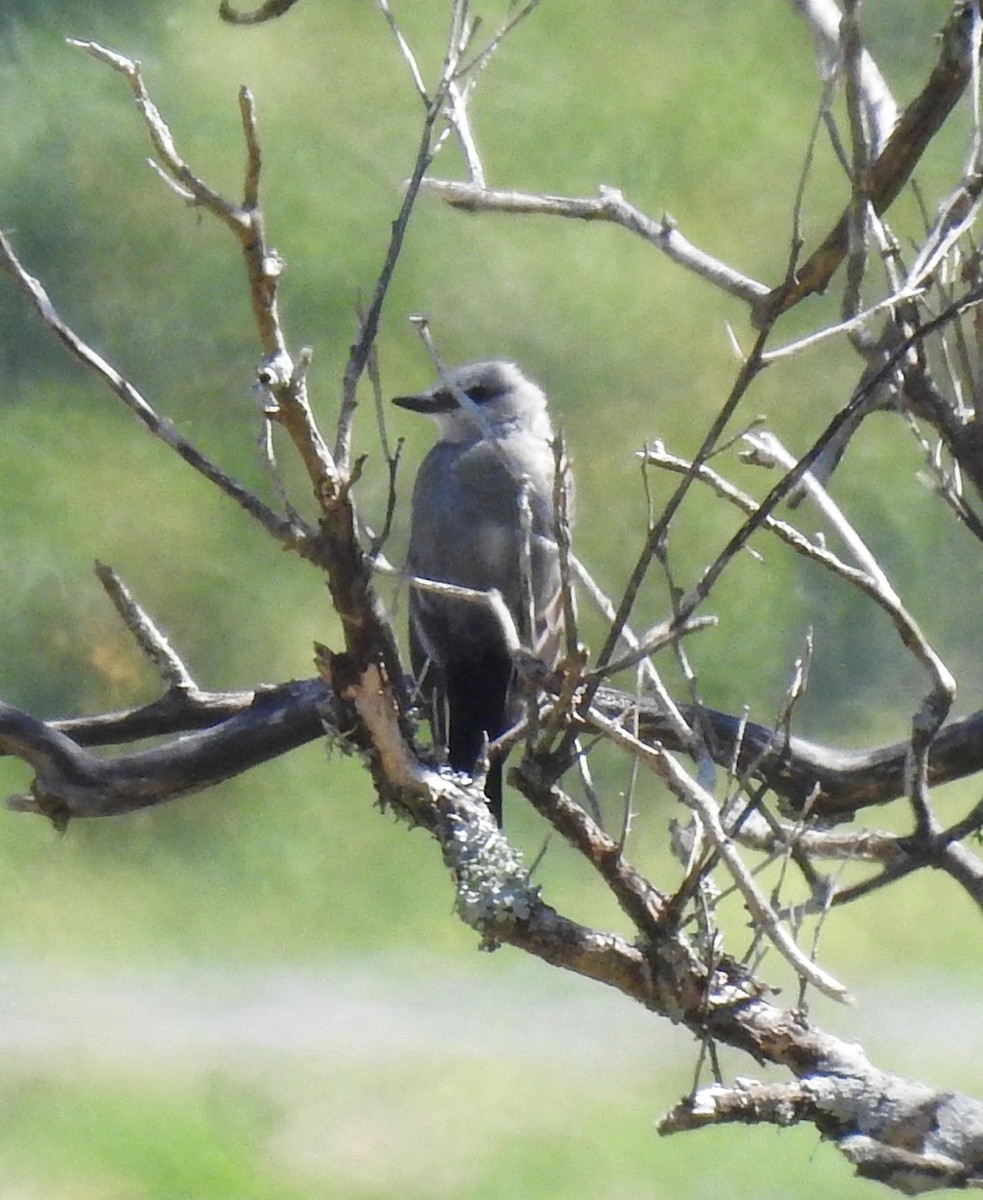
left=393, top=361, right=567, bottom=822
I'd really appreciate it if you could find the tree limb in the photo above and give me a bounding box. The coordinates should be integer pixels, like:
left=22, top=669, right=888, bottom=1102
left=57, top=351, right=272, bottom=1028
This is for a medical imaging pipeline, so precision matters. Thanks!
left=420, top=180, right=771, bottom=307
left=1, top=680, right=327, bottom=824
left=659, top=1064, right=983, bottom=1193
left=766, top=1, right=980, bottom=318
left=422, top=3, right=978, bottom=330
left=7, top=673, right=983, bottom=829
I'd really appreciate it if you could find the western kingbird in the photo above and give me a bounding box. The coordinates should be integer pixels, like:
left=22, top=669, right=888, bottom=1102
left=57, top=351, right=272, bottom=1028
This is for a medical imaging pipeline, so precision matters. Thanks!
left=393, top=360, right=567, bottom=822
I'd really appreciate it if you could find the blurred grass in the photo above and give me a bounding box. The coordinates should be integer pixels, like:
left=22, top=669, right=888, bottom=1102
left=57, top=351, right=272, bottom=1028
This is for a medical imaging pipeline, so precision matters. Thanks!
left=0, top=1050, right=888, bottom=1200
left=0, top=0, right=978, bottom=1195
left=0, top=1075, right=308, bottom=1200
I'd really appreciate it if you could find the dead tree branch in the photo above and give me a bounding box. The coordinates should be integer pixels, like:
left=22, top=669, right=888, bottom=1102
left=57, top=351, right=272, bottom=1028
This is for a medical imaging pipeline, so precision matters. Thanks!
left=8, top=666, right=983, bottom=830
left=792, top=0, right=898, bottom=155
left=768, top=1, right=980, bottom=317
left=0, top=226, right=296, bottom=549
left=420, top=181, right=772, bottom=307
left=420, top=4, right=979, bottom=330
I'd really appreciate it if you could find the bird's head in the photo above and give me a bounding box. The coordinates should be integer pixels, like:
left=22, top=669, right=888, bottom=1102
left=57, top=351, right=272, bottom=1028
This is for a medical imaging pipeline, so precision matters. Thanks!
left=393, top=360, right=551, bottom=443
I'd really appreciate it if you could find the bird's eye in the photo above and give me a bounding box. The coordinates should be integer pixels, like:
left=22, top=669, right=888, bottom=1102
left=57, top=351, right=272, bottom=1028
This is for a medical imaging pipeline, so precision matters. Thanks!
left=465, top=384, right=499, bottom=404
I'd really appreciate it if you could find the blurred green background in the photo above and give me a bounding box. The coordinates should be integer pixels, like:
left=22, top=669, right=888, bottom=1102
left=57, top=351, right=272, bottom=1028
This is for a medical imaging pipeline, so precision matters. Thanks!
left=0, top=1, right=978, bottom=1196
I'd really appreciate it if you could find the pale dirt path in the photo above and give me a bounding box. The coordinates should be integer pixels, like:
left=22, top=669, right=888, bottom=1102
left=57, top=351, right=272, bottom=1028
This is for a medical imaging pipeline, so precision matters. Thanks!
left=0, top=956, right=975, bottom=1085
left=0, top=958, right=976, bottom=1196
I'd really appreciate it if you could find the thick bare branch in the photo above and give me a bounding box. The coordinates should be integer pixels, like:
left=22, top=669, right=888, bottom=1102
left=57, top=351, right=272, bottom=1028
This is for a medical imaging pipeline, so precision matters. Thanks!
left=2, top=681, right=327, bottom=823
left=7, top=672, right=983, bottom=826
left=510, top=758, right=668, bottom=938
left=660, top=1067, right=983, bottom=1194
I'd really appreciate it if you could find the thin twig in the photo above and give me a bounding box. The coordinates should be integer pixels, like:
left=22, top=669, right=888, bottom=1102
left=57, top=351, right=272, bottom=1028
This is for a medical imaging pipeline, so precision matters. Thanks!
left=421, top=181, right=771, bottom=307
left=338, top=0, right=532, bottom=473
left=761, top=287, right=924, bottom=362
left=742, top=430, right=955, bottom=833
left=588, top=325, right=774, bottom=692
left=0, top=227, right=295, bottom=549
left=378, top=0, right=429, bottom=103
left=94, top=563, right=197, bottom=691
left=584, top=705, right=850, bottom=1003
left=791, top=0, right=897, bottom=155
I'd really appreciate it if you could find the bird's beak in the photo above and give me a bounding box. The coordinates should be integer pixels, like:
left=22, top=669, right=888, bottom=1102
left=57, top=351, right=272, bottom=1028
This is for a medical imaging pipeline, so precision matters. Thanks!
left=392, top=388, right=456, bottom=414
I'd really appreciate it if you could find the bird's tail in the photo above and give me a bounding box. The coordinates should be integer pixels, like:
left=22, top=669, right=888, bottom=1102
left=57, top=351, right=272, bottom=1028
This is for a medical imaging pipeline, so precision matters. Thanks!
left=445, top=652, right=512, bottom=825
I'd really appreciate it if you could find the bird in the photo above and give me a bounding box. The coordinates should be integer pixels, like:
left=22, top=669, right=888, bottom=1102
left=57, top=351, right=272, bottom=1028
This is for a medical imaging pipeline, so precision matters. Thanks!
left=392, top=360, right=568, bottom=823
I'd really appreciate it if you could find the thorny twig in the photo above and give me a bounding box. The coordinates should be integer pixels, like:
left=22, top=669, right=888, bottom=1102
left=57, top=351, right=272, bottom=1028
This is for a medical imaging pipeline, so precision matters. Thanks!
left=583, top=706, right=850, bottom=1003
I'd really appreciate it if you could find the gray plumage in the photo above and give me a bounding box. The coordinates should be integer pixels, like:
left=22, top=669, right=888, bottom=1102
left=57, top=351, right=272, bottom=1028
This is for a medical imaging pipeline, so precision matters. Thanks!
left=393, top=360, right=566, bottom=822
